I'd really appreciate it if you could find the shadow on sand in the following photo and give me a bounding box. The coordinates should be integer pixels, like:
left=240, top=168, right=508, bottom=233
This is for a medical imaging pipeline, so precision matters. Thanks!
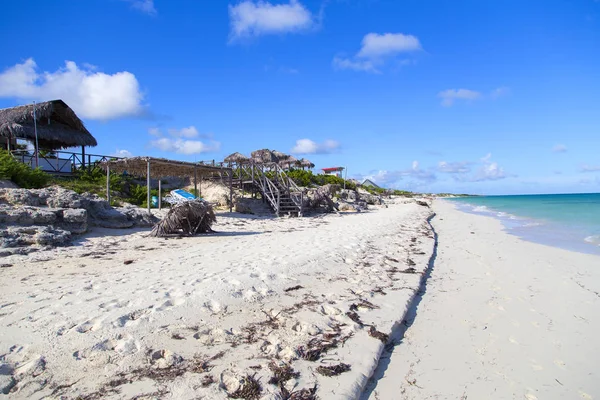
left=360, top=213, right=439, bottom=399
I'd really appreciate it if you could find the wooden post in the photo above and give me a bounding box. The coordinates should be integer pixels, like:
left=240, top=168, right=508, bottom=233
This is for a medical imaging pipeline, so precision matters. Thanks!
left=147, top=160, right=151, bottom=214
left=158, top=180, right=162, bottom=210
left=106, top=163, right=110, bottom=204
left=194, top=166, right=198, bottom=198
left=229, top=168, right=233, bottom=212
left=81, top=146, right=86, bottom=169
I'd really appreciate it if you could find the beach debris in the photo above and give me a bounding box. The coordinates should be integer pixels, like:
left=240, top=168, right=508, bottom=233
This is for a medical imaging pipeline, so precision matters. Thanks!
left=150, top=199, right=216, bottom=237
left=316, top=363, right=351, bottom=377
left=123, top=259, right=134, bottom=265
left=226, top=373, right=262, bottom=399
left=345, top=311, right=363, bottom=326
left=0, top=264, right=12, bottom=268
left=267, top=361, right=300, bottom=385
left=277, top=384, right=318, bottom=400
left=368, top=326, right=389, bottom=343
left=306, top=184, right=340, bottom=212
left=201, top=375, right=216, bottom=387
left=416, top=200, right=430, bottom=207
left=284, top=285, right=304, bottom=293
left=349, top=300, right=379, bottom=311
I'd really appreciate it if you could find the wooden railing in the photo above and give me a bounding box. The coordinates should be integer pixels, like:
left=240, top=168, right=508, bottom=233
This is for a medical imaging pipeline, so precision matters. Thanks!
left=11, top=150, right=121, bottom=174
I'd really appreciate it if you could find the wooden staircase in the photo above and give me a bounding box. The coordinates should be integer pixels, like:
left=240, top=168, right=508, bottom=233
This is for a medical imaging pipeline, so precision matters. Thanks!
left=228, top=163, right=304, bottom=216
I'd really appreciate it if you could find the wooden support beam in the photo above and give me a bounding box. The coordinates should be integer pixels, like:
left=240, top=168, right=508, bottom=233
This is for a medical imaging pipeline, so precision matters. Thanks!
left=106, top=163, right=110, bottom=204
left=147, top=160, right=151, bottom=214
left=158, top=180, right=162, bottom=210
left=81, top=146, right=86, bottom=169
left=229, top=169, right=233, bottom=212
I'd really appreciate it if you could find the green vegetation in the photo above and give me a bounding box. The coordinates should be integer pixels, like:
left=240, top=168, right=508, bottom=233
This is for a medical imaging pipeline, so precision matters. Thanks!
left=0, top=150, right=49, bottom=189
left=286, top=169, right=357, bottom=190
left=49, top=166, right=164, bottom=207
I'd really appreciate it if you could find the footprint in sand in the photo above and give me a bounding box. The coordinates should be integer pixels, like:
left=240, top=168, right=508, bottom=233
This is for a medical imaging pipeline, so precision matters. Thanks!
left=76, top=316, right=105, bottom=333
left=204, top=300, right=225, bottom=314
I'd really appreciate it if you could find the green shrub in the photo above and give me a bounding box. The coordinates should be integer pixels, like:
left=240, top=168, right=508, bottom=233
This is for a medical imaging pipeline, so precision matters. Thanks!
left=0, top=150, right=49, bottom=188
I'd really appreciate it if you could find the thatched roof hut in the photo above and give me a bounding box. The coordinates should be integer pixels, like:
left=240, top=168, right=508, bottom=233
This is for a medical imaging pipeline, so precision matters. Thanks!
left=102, top=156, right=229, bottom=179
left=279, top=154, right=298, bottom=169
left=298, top=158, right=315, bottom=169
left=0, top=100, right=97, bottom=150
left=224, top=152, right=249, bottom=164
left=251, top=149, right=279, bottom=164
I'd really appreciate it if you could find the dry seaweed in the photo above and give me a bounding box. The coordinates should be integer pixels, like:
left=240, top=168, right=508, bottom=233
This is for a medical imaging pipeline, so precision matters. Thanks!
left=229, top=374, right=262, bottom=400
left=201, top=375, right=215, bottom=387
left=345, top=311, right=363, bottom=326
left=277, top=384, right=318, bottom=400
left=284, top=285, right=304, bottom=292
left=368, top=326, right=389, bottom=343
left=316, top=363, right=351, bottom=377
left=349, top=300, right=379, bottom=311
left=268, top=361, right=300, bottom=385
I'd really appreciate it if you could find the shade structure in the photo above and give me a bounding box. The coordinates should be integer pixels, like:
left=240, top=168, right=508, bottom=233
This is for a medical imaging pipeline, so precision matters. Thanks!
left=0, top=100, right=97, bottom=150
left=101, top=156, right=229, bottom=179
left=224, top=152, right=249, bottom=164
left=251, top=149, right=279, bottom=164
left=298, top=158, right=315, bottom=169
left=278, top=155, right=298, bottom=169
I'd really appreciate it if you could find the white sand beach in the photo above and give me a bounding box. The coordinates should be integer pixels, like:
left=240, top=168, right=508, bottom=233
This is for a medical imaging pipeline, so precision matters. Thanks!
left=0, top=199, right=435, bottom=399
left=364, top=200, right=600, bottom=400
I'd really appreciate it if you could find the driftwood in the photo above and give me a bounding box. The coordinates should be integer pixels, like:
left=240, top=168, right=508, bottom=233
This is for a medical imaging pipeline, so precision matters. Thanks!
left=150, top=199, right=216, bottom=237
left=307, top=184, right=339, bottom=212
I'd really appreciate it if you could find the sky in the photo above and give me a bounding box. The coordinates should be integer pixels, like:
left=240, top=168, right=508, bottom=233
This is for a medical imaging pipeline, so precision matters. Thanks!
left=0, top=0, right=599, bottom=195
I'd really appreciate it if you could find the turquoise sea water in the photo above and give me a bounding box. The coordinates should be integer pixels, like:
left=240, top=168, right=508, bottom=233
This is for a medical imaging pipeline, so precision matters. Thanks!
left=448, top=193, right=600, bottom=255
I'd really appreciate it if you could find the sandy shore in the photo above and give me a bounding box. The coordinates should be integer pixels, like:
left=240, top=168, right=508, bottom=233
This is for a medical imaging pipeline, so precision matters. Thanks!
left=363, top=200, right=600, bottom=400
left=0, top=199, right=435, bottom=399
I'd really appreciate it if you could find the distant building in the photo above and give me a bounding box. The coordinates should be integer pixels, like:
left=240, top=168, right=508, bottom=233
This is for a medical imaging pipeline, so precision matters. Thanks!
left=321, top=167, right=344, bottom=178
left=361, top=179, right=381, bottom=189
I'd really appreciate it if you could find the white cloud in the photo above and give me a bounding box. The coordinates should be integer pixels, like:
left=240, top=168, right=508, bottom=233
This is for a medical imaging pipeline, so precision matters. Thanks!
left=357, top=33, right=421, bottom=58
left=552, top=144, right=567, bottom=153
left=149, top=138, right=220, bottom=155
left=125, top=0, right=157, bottom=15
left=333, top=32, right=421, bottom=73
left=113, top=149, right=133, bottom=158
left=291, top=138, right=340, bottom=154
left=581, top=164, right=600, bottom=172
left=358, top=160, right=436, bottom=189
left=438, top=89, right=482, bottom=107
left=491, top=86, right=510, bottom=99
left=148, top=125, right=219, bottom=155
left=440, top=153, right=511, bottom=182
left=0, top=58, right=144, bottom=120
left=438, top=161, right=471, bottom=173
left=148, top=127, right=162, bottom=137
left=332, top=57, right=378, bottom=73
left=168, top=126, right=199, bottom=138
left=229, top=0, right=315, bottom=39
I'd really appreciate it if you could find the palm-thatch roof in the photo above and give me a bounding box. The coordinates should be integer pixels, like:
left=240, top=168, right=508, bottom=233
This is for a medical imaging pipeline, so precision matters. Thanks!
left=278, top=154, right=298, bottom=169
left=101, top=156, right=231, bottom=179
left=151, top=199, right=216, bottom=237
left=251, top=149, right=279, bottom=164
left=224, top=152, right=249, bottom=164
left=0, top=100, right=97, bottom=149
left=298, top=158, right=315, bottom=169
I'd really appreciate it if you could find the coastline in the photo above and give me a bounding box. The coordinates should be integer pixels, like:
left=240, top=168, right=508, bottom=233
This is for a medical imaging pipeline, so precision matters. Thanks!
left=448, top=195, right=600, bottom=256
left=363, top=200, right=600, bottom=399
left=0, top=199, right=435, bottom=399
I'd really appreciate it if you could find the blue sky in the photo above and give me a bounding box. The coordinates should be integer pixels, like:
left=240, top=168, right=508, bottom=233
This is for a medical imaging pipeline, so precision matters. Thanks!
left=1, top=0, right=599, bottom=195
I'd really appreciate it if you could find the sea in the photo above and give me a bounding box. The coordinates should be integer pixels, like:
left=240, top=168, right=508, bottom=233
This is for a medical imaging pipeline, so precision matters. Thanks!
left=448, top=193, right=600, bottom=255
